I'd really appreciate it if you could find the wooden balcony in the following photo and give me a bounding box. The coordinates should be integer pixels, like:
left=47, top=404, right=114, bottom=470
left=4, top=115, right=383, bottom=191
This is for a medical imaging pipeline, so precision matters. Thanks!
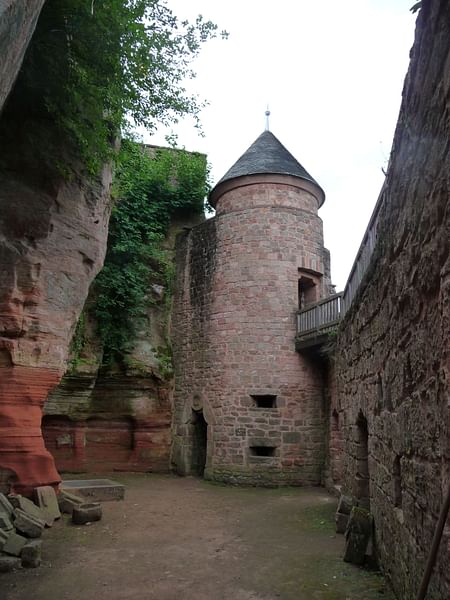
left=295, top=293, right=343, bottom=351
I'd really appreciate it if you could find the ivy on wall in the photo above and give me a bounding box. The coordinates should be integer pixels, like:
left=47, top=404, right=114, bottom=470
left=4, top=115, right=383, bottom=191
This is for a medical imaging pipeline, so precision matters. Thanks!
left=93, top=139, right=209, bottom=367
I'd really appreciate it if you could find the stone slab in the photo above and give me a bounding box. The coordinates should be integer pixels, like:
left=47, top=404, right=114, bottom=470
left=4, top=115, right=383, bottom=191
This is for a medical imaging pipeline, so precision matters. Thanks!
left=62, top=479, right=125, bottom=502
left=34, top=486, right=61, bottom=523
left=14, top=508, right=44, bottom=538
left=335, top=511, right=349, bottom=534
left=58, top=490, right=84, bottom=515
left=8, top=495, right=46, bottom=523
left=0, top=529, right=8, bottom=550
left=0, top=493, right=14, bottom=517
left=343, top=507, right=373, bottom=566
left=0, top=511, right=14, bottom=532
left=0, top=554, right=21, bottom=572
left=3, top=531, right=27, bottom=556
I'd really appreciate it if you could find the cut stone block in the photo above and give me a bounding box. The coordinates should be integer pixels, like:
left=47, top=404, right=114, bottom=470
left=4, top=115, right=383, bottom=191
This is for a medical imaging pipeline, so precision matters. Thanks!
left=343, top=507, right=373, bottom=566
left=34, top=486, right=61, bottom=524
left=0, top=529, right=8, bottom=550
left=337, top=494, right=353, bottom=515
left=0, top=554, right=21, bottom=572
left=3, top=531, right=27, bottom=556
left=335, top=511, right=349, bottom=534
left=21, top=539, right=42, bottom=568
left=62, top=479, right=125, bottom=502
left=72, top=502, right=102, bottom=525
left=0, top=511, right=14, bottom=532
left=13, top=509, right=45, bottom=538
left=8, top=495, right=46, bottom=523
left=0, top=493, right=14, bottom=517
left=58, top=490, right=84, bottom=515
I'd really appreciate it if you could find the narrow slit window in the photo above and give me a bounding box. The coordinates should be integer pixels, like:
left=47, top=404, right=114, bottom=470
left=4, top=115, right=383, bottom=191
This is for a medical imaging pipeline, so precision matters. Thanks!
left=251, top=394, right=277, bottom=408
left=250, top=446, right=276, bottom=457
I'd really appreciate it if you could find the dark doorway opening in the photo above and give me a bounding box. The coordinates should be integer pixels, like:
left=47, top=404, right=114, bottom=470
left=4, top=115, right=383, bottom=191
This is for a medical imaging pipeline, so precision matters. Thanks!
left=355, top=412, right=370, bottom=509
left=191, top=409, right=207, bottom=477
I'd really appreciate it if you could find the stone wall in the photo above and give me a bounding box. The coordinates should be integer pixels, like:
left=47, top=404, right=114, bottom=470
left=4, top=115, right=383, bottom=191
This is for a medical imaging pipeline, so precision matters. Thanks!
left=172, top=175, right=333, bottom=485
left=334, top=1, right=449, bottom=597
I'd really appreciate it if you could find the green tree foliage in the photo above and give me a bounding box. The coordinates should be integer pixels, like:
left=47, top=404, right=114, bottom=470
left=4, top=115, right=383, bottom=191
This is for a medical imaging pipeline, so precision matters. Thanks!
left=94, top=139, right=208, bottom=366
left=16, top=0, right=226, bottom=171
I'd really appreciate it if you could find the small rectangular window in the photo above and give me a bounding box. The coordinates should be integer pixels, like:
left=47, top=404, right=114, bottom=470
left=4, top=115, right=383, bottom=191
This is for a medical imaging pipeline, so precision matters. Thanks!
left=250, top=394, right=277, bottom=408
left=249, top=446, right=275, bottom=457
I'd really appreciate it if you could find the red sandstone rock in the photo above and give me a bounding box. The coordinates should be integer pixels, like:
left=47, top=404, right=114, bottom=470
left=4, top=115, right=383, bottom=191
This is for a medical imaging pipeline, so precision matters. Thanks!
left=0, top=118, right=112, bottom=495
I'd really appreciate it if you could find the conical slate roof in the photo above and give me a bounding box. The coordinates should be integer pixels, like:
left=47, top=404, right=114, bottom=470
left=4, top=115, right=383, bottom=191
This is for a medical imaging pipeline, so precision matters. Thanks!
left=210, top=130, right=325, bottom=206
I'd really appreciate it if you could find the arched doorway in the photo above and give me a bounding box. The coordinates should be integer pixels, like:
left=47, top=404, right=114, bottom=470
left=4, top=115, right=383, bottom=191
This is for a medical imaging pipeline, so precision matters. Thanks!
left=191, top=409, right=207, bottom=477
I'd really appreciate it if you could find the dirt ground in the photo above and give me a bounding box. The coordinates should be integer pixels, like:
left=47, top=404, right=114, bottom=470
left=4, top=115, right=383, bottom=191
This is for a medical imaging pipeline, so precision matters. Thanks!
left=1, top=474, right=393, bottom=600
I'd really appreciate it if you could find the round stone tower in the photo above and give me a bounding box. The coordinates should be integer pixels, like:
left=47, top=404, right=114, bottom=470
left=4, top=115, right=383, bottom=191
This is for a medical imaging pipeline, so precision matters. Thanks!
left=172, top=130, right=332, bottom=485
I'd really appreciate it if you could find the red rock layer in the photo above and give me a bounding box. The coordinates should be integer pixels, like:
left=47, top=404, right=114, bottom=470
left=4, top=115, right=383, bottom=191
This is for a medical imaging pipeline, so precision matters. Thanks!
left=43, top=375, right=172, bottom=474
left=0, top=365, right=61, bottom=494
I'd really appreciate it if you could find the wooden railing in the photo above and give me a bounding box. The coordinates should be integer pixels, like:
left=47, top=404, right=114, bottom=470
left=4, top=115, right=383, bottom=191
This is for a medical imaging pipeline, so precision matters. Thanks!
left=296, top=183, right=386, bottom=344
left=341, top=184, right=385, bottom=315
left=296, top=293, right=343, bottom=341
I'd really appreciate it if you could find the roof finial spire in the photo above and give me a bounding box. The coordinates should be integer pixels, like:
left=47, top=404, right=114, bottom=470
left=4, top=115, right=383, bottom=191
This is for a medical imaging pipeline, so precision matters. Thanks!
left=265, top=106, right=271, bottom=131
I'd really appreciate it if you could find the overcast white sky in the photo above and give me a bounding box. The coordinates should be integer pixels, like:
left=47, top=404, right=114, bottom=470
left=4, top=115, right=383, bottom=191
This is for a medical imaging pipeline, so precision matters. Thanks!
left=146, top=0, right=418, bottom=290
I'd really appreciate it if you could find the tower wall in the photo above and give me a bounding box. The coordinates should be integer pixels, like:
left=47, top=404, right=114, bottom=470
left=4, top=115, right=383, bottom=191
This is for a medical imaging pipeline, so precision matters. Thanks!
left=172, top=175, right=331, bottom=485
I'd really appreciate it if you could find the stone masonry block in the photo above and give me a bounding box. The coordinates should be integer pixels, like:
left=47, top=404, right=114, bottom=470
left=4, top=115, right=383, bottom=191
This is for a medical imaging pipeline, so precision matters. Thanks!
left=13, top=508, right=45, bottom=538
left=337, top=494, right=353, bottom=515
left=335, top=511, right=349, bottom=534
left=21, top=539, right=42, bottom=568
left=34, top=486, right=61, bottom=524
left=0, top=511, right=14, bottom=532
left=282, top=432, right=301, bottom=443
left=3, top=531, right=27, bottom=556
left=0, top=554, right=21, bottom=572
left=343, top=507, right=373, bottom=566
left=0, top=493, right=14, bottom=517
left=58, top=490, right=84, bottom=515
left=72, top=502, right=102, bottom=525
left=0, top=529, right=8, bottom=550
left=8, top=495, right=46, bottom=522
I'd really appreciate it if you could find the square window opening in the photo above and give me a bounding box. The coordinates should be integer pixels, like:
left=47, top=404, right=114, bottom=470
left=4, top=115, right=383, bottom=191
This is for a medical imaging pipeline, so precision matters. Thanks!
left=249, top=446, right=276, bottom=457
left=251, top=394, right=277, bottom=408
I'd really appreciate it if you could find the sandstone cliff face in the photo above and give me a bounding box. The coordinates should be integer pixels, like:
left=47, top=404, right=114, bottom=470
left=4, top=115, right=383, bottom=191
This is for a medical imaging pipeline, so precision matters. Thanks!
left=0, top=23, right=112, bottom=492
left=0, top=0, right=46, bottom=112
left=42, top=215, right=202, bottom=475
left=42, top=286, right=173, bottom=475
left=334, top=1, right=450, bottom=597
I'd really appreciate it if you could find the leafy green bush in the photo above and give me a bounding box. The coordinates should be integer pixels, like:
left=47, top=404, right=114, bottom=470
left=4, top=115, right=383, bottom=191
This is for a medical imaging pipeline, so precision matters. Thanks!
left=94, top=139, right=208, bottom=366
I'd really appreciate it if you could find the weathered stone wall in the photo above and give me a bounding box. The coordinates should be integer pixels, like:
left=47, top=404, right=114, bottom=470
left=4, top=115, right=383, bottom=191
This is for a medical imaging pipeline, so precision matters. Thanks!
left=0, top=0, right=46, bottom=112
left=172, top=175, right=332, bottom=485
left=334, top=1, right=449, bottom=597
left=42, top=285, right=173, bottom=475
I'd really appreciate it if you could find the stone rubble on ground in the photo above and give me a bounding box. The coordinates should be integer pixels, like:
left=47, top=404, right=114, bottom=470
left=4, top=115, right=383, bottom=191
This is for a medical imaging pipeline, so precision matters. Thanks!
left=335, top=494, right=352, bottom=534
left=72, top=502, right=102, bottom=525
left=0, top=488, right=103, bottom=572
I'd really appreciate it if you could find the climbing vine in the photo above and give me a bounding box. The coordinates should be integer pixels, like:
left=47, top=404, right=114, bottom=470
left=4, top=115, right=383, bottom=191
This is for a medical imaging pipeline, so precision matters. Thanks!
left=94, top=139, right=209, bottom=366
